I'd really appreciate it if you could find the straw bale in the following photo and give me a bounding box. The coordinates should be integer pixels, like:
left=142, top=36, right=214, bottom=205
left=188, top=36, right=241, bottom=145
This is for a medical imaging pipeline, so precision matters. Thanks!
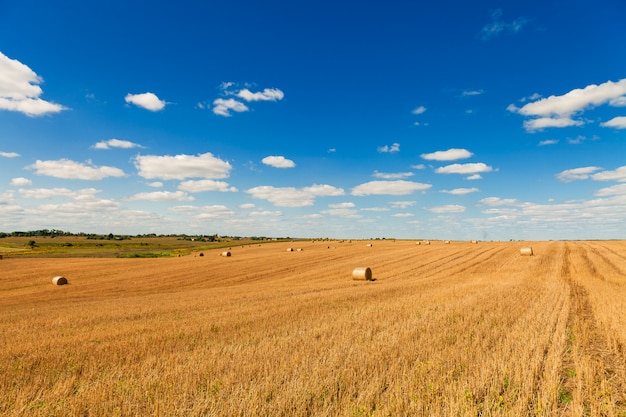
left=52, top=276, right=68, bottom=285
left=520, top=247, right=533, bottom=256
left=352, top=267, right=373, bottom=281
left=220, top=251, right=231, bottom=257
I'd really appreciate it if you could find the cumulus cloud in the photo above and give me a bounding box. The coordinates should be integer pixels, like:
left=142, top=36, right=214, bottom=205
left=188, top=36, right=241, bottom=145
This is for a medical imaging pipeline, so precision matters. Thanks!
left=262, top=155, right=295, bottom=168
left=1, top=151, right=20, bottom=158
left=321, top=208, right=361, bottom=218
left=18, top=187, right=102, bottom=200
left=377, top=143, right=400, bottom=153
left=246, top=184, right=344, bottom=207
left=556, top=166, right=602, bottom=182
left=125, top=92, right=166, bottom=111
left=601, top=116, right=626, bottom=129
left=441, top=187, right=479, bottom=195
left=237, top=88, right=284, bottom=102
left=92, top=138, right=144, bottom=150
left=594, top=184, right=626, bottom=196
left=591, top=166, right=626, bottom=182
left=239, top=203, right=255, bottom=209
left=435, top=162, right=493, bottom=175
left=480, top=9, right=529, bottom=40
left=26, top=159, right=125, bottom=180
left=412, top=105, right=427, bottom=114
left=509, top=78, right=626, bottom=131
left=212, top=98, right=248, bottom=116
left=392, top=213, right=414, bottom=218
left=421, top=148, right=473, bottom=161
left=389, top=201, right=416, bottom=209
left=351, top=180, right=431, bottom=196
left=178, top=179, right=237, bottom=193
left=479, top=197, right=522, bottom=207
left=373, top=171, right=414, bottom=179
left=0, top=51, right=68, bottom=116
left=134, top=152, right=232, bottom=180
left=11, top=177, right=31, bottom=186
left=538, top=139, right=559, bottom=146
left=128, top=191, right=194, bottom=202
left=427, top=205, right=466, bottom=213
left=250, top=209, right=282, bottom=217
left=462, top=90, right=484, bottom=97
left=209, top=83, right=284, bottom=116
left=329, top=202, right=355, bottom=209
left=195, top=205, right=234, bottom=219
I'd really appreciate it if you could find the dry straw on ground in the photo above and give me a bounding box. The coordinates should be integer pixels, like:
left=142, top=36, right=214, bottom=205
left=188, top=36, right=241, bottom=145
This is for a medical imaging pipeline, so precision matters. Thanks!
left=2, top=240, right=626, bottom=416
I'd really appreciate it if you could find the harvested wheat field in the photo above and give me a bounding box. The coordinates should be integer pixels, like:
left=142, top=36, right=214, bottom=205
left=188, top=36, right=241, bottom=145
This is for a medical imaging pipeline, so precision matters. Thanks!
left=1, top=240, right=626, bottom=416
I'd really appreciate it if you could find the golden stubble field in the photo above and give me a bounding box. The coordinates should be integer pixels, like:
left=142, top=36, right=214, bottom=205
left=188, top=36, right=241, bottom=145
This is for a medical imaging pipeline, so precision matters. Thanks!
left=1, top=240, right=626, bottom=416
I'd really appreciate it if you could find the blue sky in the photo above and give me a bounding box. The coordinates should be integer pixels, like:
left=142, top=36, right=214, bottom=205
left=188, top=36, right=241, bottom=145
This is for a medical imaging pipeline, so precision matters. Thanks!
left=1, top=0, right=626, bottom=240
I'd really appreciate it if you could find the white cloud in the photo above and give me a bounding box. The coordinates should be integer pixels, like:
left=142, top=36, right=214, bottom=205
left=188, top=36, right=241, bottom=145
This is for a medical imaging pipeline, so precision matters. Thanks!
left=134, top=152, right=232, bottom=180
left=373, top=171, right=414, bottom=179
left=435, top=162, right=493, bottom=175
left=19, top=187, right=100, bottom=199
left=479, top=197, right=522, bottom=207
left=466, top=174, right=482, bottom=180
left=93, top=138, right=144, bottom=150
left=538, top=139, right=559, bottom=146
left=392, top=213, right=414, bottom=218
left=462, top=90, right=484, bottom=96
left=0, top=51, right=68, bottom=116
left=522, top=116, right=583, bottom=131
left=212, top=98, right=248, bottom=116
left=178, top=179, right=237, bottom=193
left=591, top=166, right=626, bottom=182
left=26, top=159, right=125, bottom=180
left=250, top=209, right=282, bottom=217
left=125, top=92, right=166, bottom=111
left=195, top=205, right=234, bottom=219
left=601, top=116, right=626, bottom=129
left=377, top=143, right=400, bottom=153
left=246, top=184, right=344, bottom=207
left=329, top=202, right=355, bottom=209
left=427, top=205, right=466, bottom=213
left=239, top=203, right=255, bottom=209
left=509, top=78, right=626, bottom=131
left=441, top=187, right=479, bottom=195
left=10, top=177, right=31, bottom=186
left=389, top=201, right=416, bottom=209
left=147, top=181, right=163, bottom=188
left=594, top=184, right=626, bottom=196
left=1, top=151, right=20, bottom=158
left=556, top=166, right=602, bottom=182
left=262, top=155, right=295, bottom=168
left=480, top=9, right=529, bottom=40
left=411, top=164, right=426, bottom=170
left=351, top=180, right=431, bottom=196
left=321, top=208, right=361, bottom=218
left=237, top=88, right=284, bottom=102
left=412, top=105, right=427, bottom=114
left=128, top=191, right=194, bottom=202
left=421, top=148, right=473, bottom=161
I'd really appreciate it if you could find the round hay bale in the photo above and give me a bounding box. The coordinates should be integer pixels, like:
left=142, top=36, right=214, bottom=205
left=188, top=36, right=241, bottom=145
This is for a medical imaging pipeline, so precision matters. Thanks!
left=520, top=247, right=533, bottom=256
left=297, top=248, right=303, bottom=251
left=52, top=276, right=68, bottom=285
left=352, top=267, right=373, bottom=281
left=444, top=240, right=450, bottom=244
left=220, top=251, right=231, bottom=257
left=416, top=241, right=421, bottom=245
left=471, top=240, right=478, bottom=244
left=424, top=240, right=430, bottom=245
left=199, top=252, right=204, bottom=257
left=366, top=243, right=373, bottom=247
left=287, top=248, right=294, bottom=252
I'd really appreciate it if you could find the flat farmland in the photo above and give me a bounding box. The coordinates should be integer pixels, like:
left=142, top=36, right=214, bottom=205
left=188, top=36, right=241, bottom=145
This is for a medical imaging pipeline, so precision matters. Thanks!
left=1, top=240, right=626, bottom=416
